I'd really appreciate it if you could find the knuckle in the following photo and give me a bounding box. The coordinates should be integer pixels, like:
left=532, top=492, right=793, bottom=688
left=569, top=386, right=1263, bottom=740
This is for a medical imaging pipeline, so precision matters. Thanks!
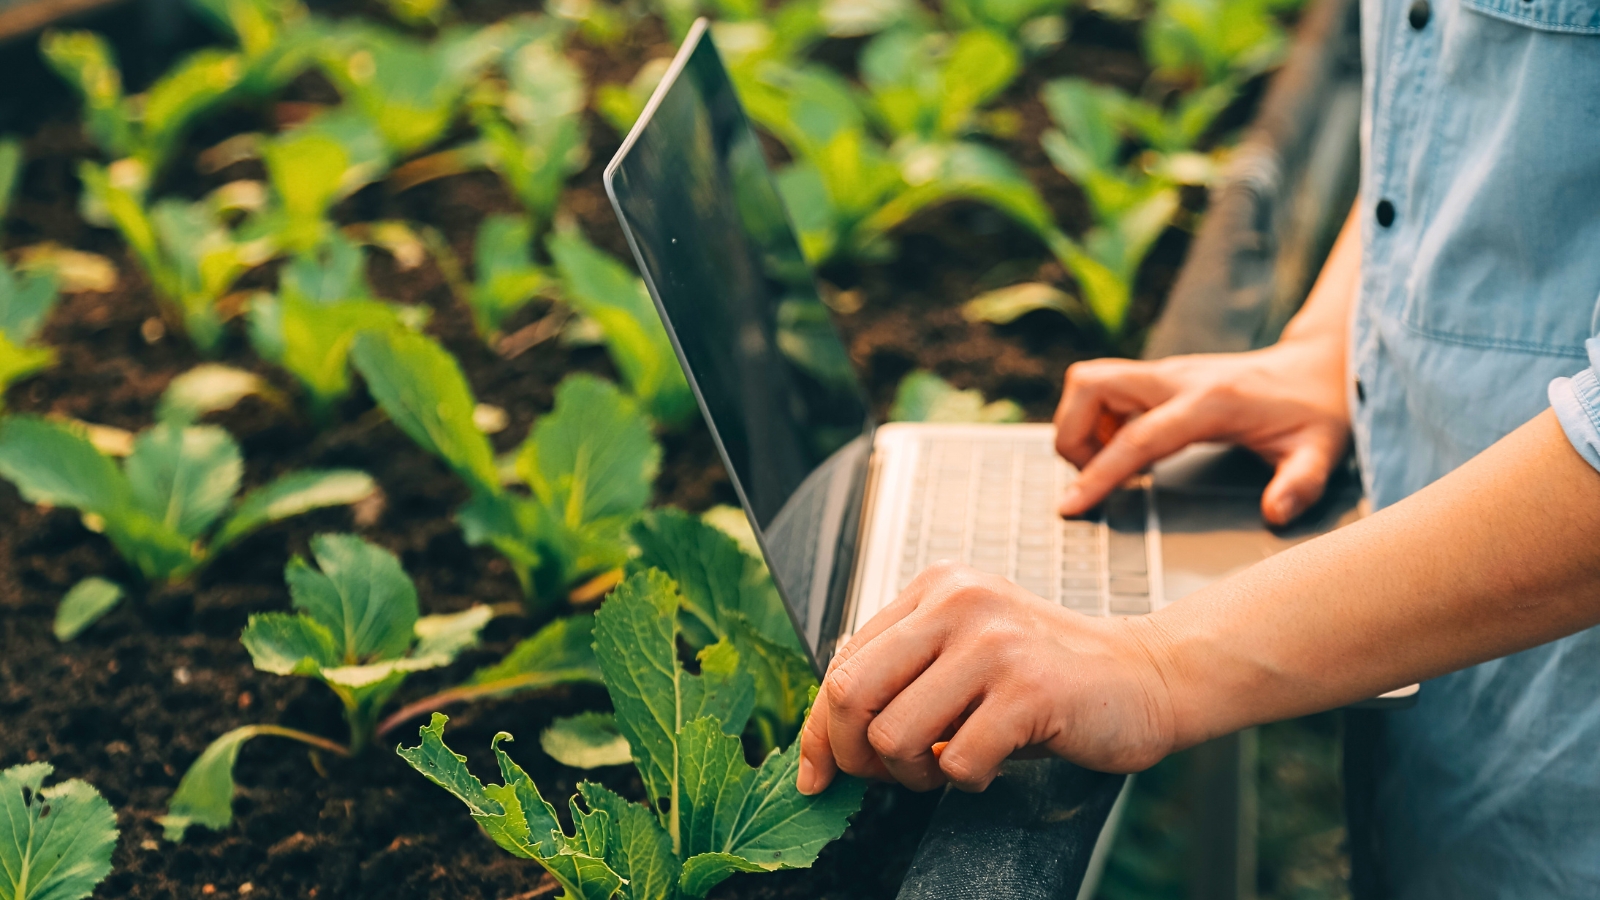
left=824, top=662, right=860, bottom=709
left=866, top=718, right=914, bottom=761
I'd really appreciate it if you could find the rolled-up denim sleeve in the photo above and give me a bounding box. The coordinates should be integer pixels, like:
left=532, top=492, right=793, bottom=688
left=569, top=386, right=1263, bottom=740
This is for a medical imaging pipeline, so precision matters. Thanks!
left=1548, top=335, right=1600, bottom=473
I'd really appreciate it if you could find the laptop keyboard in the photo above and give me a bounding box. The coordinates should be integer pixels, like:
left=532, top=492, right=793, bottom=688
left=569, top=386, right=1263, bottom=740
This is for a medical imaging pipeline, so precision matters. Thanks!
left=895, top=437, right=1153, bottom=616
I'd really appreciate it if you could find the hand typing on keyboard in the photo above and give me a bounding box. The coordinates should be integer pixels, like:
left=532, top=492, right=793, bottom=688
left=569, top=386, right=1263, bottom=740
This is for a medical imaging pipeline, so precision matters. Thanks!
left=795, top=560, right=1177, bottom=796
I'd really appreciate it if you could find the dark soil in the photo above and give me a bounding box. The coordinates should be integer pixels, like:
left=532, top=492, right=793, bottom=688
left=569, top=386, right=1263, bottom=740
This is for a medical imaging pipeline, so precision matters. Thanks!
left=0, top=2, right=1241, bottom=898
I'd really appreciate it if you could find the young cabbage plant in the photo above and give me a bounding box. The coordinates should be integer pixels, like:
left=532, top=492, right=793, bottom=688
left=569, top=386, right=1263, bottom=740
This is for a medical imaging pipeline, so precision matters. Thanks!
left=400, top=568, right=866, bottom=900
left=547, top=223, right=696, bottom=427
left=254, top=108, right=390, bottom=255
left=350, top=329, right=660, bottom=607
left=0, top=762, right=118, bottom=900
left=160, top=534, right=492, bottom=841
left=858, top=26, right=1019, bottom=144
left=468, top=18, right=588, bottom=231
left=1144, top=0, right=1291, bottom=91
left=183, top=0, right=318, bottom=97
left=746, top=58, right=1071, bottom=274
left=0, top=410, right=375, bottom=588
left=78, top=162, right=272, bottom=351
left=42, top=30, right=245, bottom=181
left=629, top=509, right=817, bottom=751
left=0, top=262, right=62, bottom=411
left=318, top=22, right=508, bottom=159
left=249, top=231, right=424, bottom=414
left=1037, top=78, right=1183, bottom=336
left=889, top=369, right=1024, bottom=423
left=466, top=214, right=548, bottom=341
left=940, top=0, right=1070, bottom=51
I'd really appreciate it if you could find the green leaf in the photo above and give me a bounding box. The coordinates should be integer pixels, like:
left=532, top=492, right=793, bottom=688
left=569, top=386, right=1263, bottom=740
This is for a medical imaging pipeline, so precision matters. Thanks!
left=139, top=49, right=244, bottom=173
left=124, top=421, right=243, bottom=540
left=519, top=374, right=660, bottom=528
left=466, top=613, right=601, bottom=693
left=674, top=716, right=865, bottom=896
left=0, top=762, right=117, bottom=900
left=467, top=214, right=546, bottom=338
left=0, top=415, right=132, bottom=515
left=889, top=370, right=1024, bottom=423
left=0, top=264, right=62, bottom=346
left=541, top=712, right=633, bottom=769
left=547, top=226, right=695, bottom=425
left=286, top=532, right=418, bottom=663
left=211, top=469, right=375, bottom=550
left=411, top=604, right=495, bottom=663
left=0, top=336, right=53, bottom=411
left=156, top=363, right=281, bottom=424
left=250, top=290, right=413, bottom=411
left=53, top=577, right=125, bottom=642
left=477, top=32, right=589, bottom=225
left=350, top=329, right=500, bottom=494
left=240, top=610, right=341, bottom=673
left=937, top=29, right=1019, bottom=138
left=398, top=716, right=625, bottom=900
left=41, top=31, right=131, bottom=158
left=577, top=782, right=680, bottom=900
left=0, top=138, right=22, bottom=222
left=592, top=570, right=756, bottom=841
left=262, top=130, right=346, bottom=254
left=158, top=725, right=343, bottom=841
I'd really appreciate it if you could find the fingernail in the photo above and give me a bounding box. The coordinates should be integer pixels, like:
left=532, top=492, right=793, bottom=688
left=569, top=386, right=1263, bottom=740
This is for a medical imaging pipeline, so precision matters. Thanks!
left=1058, top=486, right=1083, bottom=516
left=797, top=756, right=816, bottom=795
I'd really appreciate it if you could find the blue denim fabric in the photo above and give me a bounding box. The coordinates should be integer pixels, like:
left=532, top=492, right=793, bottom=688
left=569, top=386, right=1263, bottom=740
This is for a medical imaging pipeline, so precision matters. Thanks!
left=1352, top=0, right=1600, bottom=895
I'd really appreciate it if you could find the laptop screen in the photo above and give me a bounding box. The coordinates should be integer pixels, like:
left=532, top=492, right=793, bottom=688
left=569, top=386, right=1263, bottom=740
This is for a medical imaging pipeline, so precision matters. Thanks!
left=604, top=20, right=873, bottom=662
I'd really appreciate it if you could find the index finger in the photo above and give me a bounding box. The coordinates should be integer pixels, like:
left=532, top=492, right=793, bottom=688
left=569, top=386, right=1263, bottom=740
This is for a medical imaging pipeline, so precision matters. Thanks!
left=1054, top=361, right=1171, bottom=467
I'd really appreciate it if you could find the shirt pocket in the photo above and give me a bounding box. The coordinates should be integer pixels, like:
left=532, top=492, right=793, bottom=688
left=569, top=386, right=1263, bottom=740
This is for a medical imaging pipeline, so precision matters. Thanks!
left=1460, top=0, right=1600, bottom=34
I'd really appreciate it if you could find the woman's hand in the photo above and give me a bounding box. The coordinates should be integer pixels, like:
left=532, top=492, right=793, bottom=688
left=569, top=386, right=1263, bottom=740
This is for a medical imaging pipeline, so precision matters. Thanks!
left=1054, top=337, right=1351, bottom=524
left=795, top=562, right=1178, bottom=795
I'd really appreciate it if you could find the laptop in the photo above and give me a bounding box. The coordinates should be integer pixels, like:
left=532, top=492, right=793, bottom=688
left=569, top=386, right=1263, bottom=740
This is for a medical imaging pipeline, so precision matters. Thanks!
left=604, top=19, right=1416, bottom=708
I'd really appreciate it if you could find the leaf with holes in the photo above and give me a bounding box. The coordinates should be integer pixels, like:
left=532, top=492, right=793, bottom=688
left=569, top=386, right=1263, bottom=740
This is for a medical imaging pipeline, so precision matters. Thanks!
left=0, top=762, right=118, bottom=900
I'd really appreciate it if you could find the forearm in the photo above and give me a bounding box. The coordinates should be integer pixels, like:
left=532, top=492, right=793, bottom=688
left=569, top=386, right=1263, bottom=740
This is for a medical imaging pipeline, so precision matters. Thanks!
left=1141, top=409, right=1600, bottom=748
left=1278, top=200, right=1361, bottom=350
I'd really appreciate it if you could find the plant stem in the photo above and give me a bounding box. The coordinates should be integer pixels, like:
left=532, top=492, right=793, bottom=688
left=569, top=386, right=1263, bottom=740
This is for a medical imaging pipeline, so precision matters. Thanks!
left=375, top=670, right=595, bottom=741
left=250, top=725, right=352, bottom=757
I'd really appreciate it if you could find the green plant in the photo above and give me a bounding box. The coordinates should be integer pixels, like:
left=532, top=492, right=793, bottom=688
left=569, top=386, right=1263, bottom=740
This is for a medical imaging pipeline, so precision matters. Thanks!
left=1038, top=78, right=1183, bottom=335
left=465, top=214, right=547, bottom=340
left=0, top=763, right=118, bottom=900
left=469, top=18, right=589, bottom=231
left=183, top=0, right=318, bottom=96
left=1144, top=0, right=1290, bottom=91
left=160, top=534, right=492, bottom=839
left=0, top=407, right=375, bottom=588
left=350, top=329, right=659, bottom=606
left=78, top=163, right=272, bottom=351
left=0, top=262, right=62, bottom=410
left=547, top=223, right=696, bottom=427
left=254, top=109, right=390, bottom=255
left=249, top=231, right=424, bottom=414
left=42, top=30, right=245, bottom=180
left=889, top=369, right=1024, bottom=423
left=400, top=567, right=866, bottom=899
left=318, top=23, right=508, bottom=159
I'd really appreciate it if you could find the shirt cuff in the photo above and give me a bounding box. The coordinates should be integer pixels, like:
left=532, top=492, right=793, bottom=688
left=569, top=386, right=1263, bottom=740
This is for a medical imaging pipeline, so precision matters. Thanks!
left=1548, top=336, right=1600, bottom=473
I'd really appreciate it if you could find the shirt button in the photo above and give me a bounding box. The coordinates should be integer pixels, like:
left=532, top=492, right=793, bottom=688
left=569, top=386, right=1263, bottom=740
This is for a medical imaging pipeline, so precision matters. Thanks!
left=1355, top=377, right=1366, bottom=404
left=1375, top=199, right=1396, bottom=228
left=1408, top=0, right=1430, bottom=28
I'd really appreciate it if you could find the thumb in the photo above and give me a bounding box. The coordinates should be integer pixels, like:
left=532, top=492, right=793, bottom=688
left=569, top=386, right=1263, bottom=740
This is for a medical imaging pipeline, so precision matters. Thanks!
left=1262, top=439, right=1340, bottom=525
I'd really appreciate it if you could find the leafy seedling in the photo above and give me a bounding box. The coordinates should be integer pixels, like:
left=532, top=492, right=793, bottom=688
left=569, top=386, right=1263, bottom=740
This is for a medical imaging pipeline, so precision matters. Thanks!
left=161, top=533, right=491, bottom=840
left=318, top=22, right=508, bottom=159
left=43, top=30, right=246, bottom=179
left=0, top=261, right=62, bottom=411
left=547, top=223, right=696, bottom=426
left=0, top=762, right=118, bottom=900
left=182, top=0, right=317, bottom=97
left=255, top=109, right=390, bottom=255
left=78, top=162, right=273, bottom=351
left=1145, top=0, right=1290, bottom=91
left=469, top=18, right=589, bottom=230
left=400, top=568, right=866, bottom=899
left=249, top=230, right=423, bottom=414
left=0, top=409, right=375, bottom=587
left=350, top=329, right=660, bottom=606
left=890, top=370, right=1023, bottom=423
left=1039, top=78, right=1182, bottom=336
left=629, top=509, right=816, bottom=750
left=466, top=214, right=547, bottom=340
left=859, top=26, right=1019, bottom=143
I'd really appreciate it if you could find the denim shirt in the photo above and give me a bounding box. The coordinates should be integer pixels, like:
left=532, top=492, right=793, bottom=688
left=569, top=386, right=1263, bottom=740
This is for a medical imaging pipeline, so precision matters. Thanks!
left=1352, top=0, right=1600, bottom=895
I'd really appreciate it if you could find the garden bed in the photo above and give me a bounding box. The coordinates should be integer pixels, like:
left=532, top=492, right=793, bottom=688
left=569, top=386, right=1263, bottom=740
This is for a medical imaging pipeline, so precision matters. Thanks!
left=0, top=0, right=1303, bottom=896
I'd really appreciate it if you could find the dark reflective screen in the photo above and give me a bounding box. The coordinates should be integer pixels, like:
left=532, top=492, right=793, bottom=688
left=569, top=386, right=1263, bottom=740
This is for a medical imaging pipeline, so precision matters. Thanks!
left=605, top=22, right=871, bottom=664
